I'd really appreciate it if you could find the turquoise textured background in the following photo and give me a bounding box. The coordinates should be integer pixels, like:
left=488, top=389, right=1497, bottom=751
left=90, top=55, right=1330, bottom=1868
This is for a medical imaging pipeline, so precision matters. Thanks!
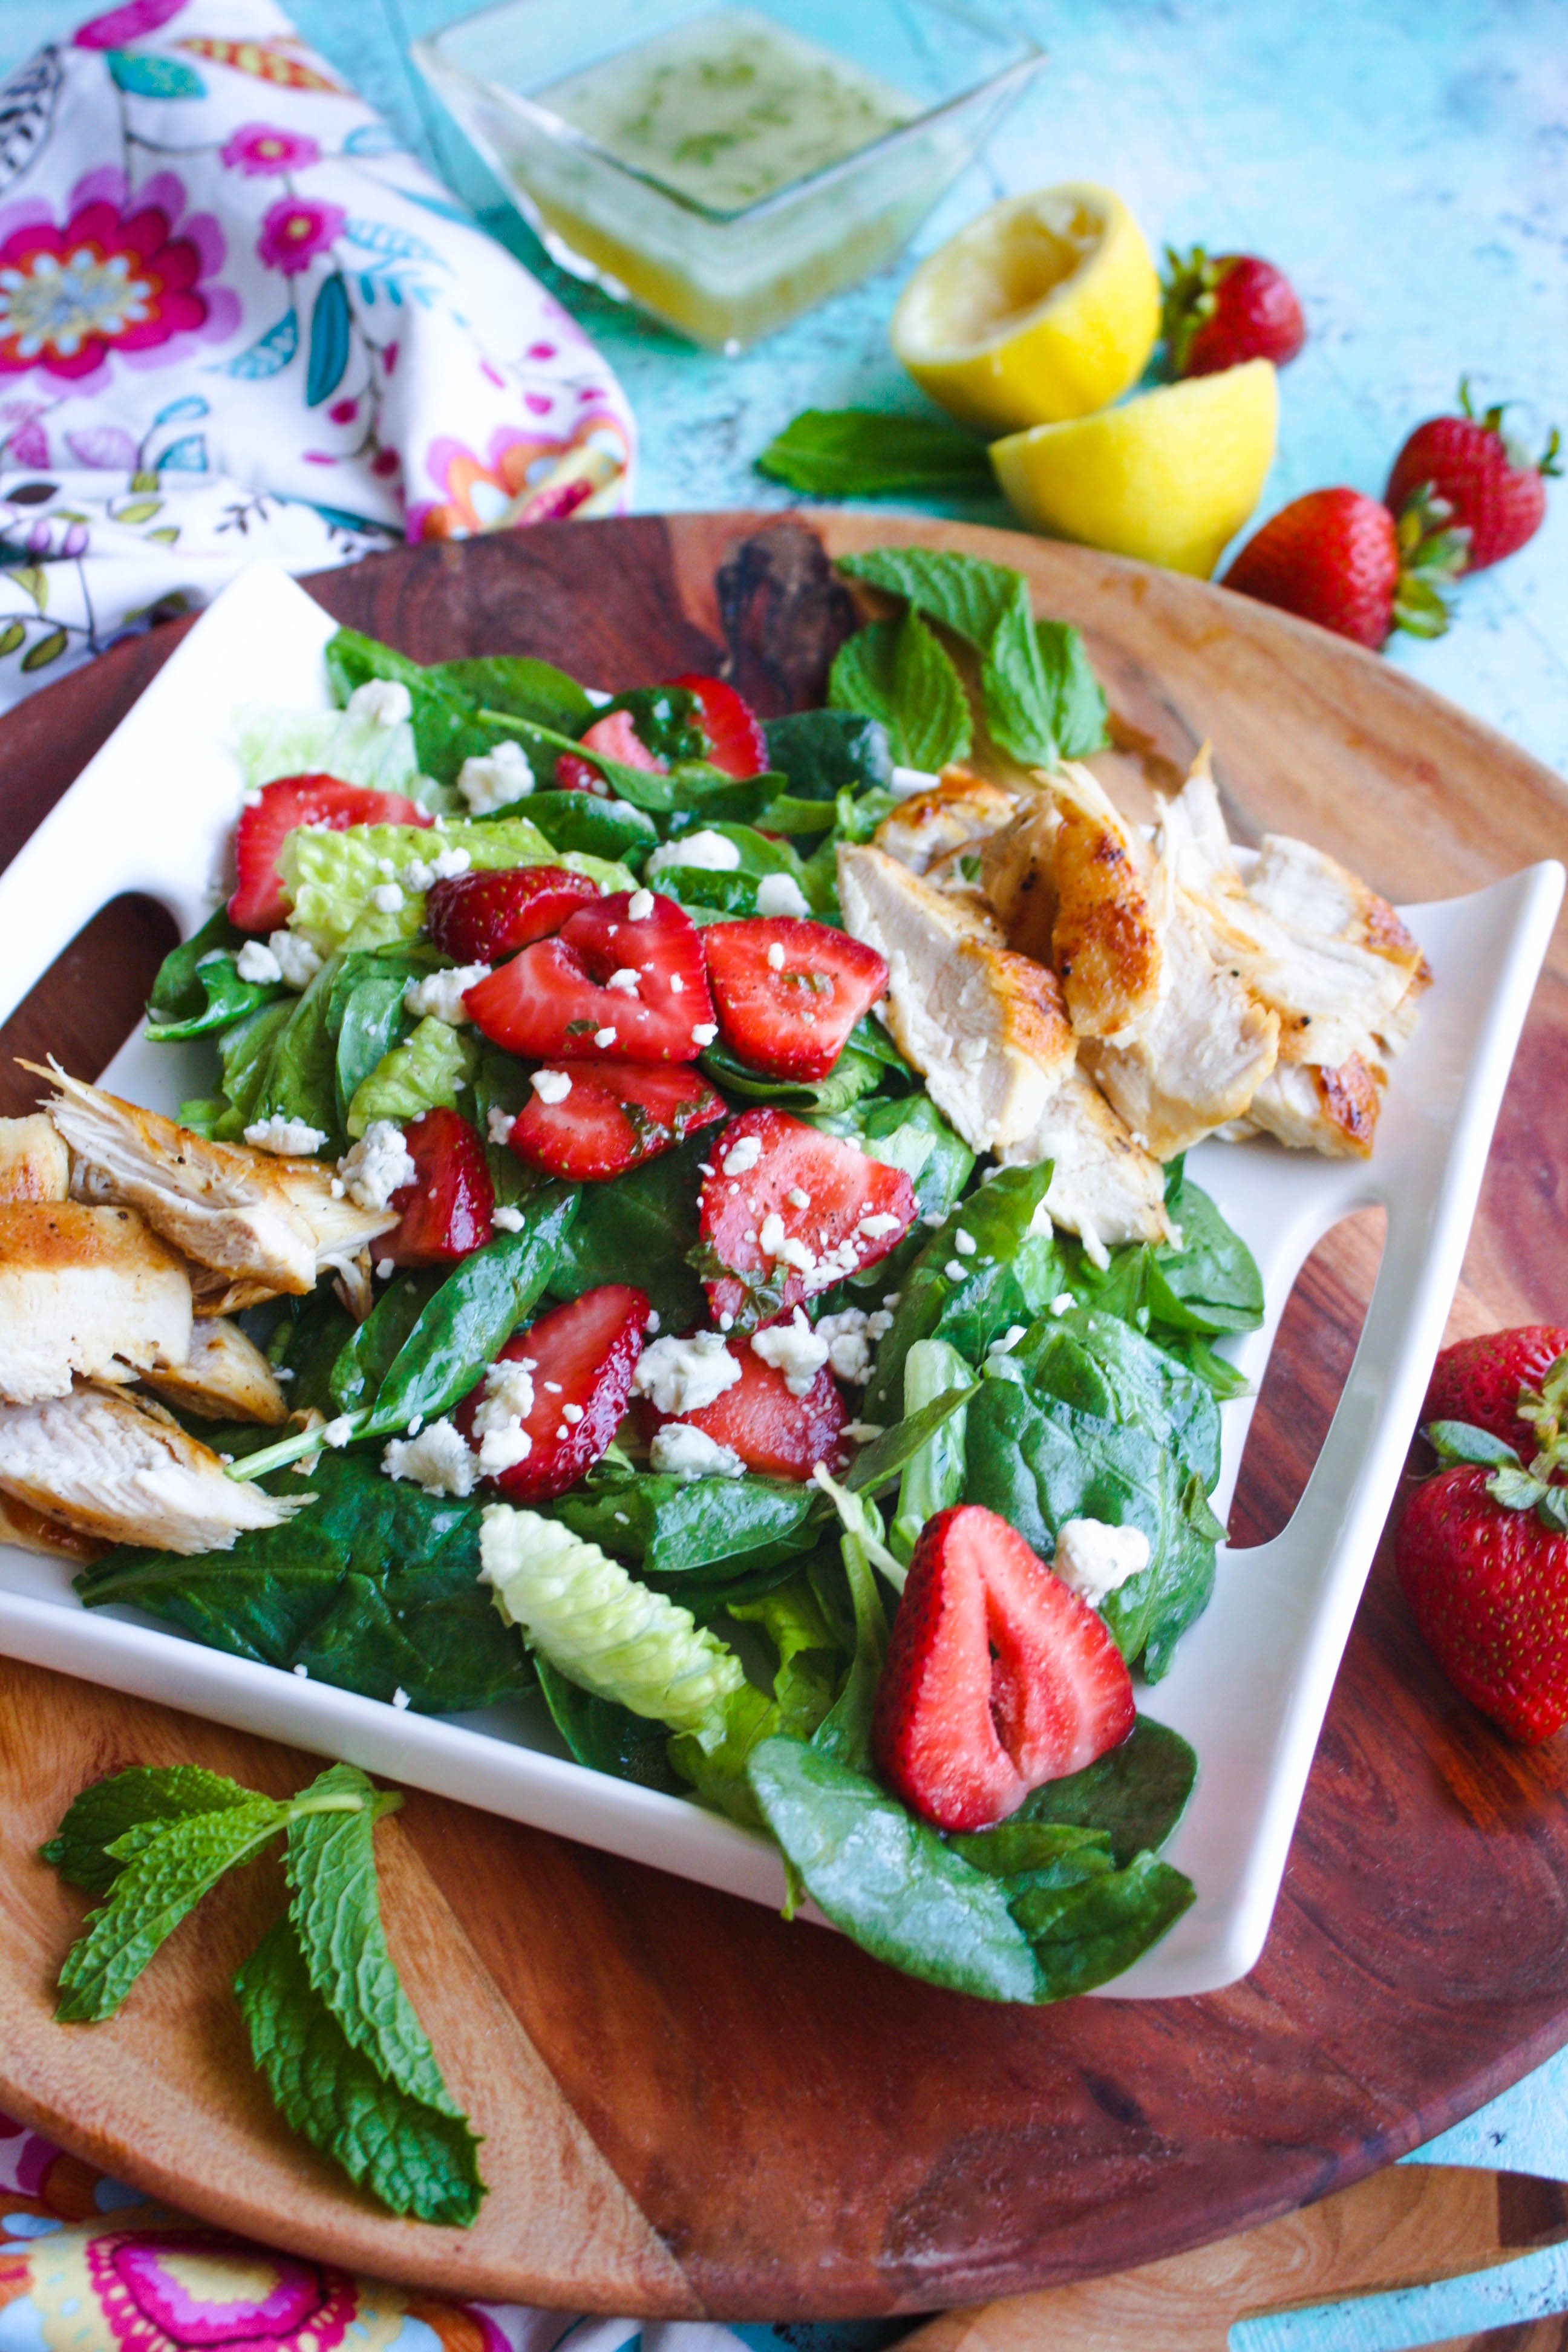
left=4, top=2, right=1567, bottom=2342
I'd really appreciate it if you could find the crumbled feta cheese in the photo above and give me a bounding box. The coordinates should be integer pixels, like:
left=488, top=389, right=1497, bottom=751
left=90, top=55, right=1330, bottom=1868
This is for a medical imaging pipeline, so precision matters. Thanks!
left=722, top=1133, right=763, bottom=1177
left=244, top=1114, right=327, bottom=1157
left=349, top=678, right=413, bottom=728
left=1049, top=1292, right=1076, bottom=1318
left=987, top=1324, right=1028, bottom=1357
left=293, top=1662, right=309, bottom=1677
left=670, top=975, right=685, bottom=994
left=766, top=941, right=786, bottom=970
left=1051, top=1518, right=1151, bottom=1609
left=888, top=764, right=941, bottom=801
left=649, top=1423, right=745, bottom=1481
left=401, top=844, right=472, bottom=892
left=758, top=1211, right=786, bottom=1258
left=338, top=1119, right=417, bottom=1212
left=269, top=929, right=324, bottom=990
left=235, top=938, right=283, bottom=985
left=561, top=1402, right=584, bottom=1423
left=627, top=888, right=655, bottom=920
left=645, top=1308, right=660, bottom=1333
left=392, top=1687, right=411, bottom=1710
left=606, top=967, right=641, bottom=995
left=646, top=829, right=741, bottom=877
left=486, top=1106, right=516, bottom=1146
left=814, top=1307, right=873, bottom=1385
left=457, top=737, right=533, bottom=813
left=491, top=1204, right=525, bottom=1231
left=370, top=881, right=405, bottom=914
left=584, top=687, right=612, bottom=707
left=376, top=857, right=396, bottom=878
left=786, top=1185, right=811, bottom=1209
left=751, top=1307, right=830, bottom=1397
left=756, top=872, right=809, bottom=918
left=632, top=1331, right=742, bottom=1415
left=593, top=1025, right=618, bottom=1048
left=953, top=1229, right=978, bottom=1256
left=944, top=1259, right=967, bottom=1282
left=375, top=1257, right=396, bottom=1281
left=322, top=1415, right=356, bottom=1449
left=1077, top=1219, right=1110, bottom=1272
left=842, top=1421, right=885, bottom=1443
left=382, top=1417, right=477, bottom=1497
left=858, top=1212, right=902, bottom=1239
left=469, top=1357, right=537, bottom=1477
left=531, top=1068, right=572, bottom=1105
left=866, top=1309, right=894, bottom=1342
left=403, top=963, right=490, bottom=1025
left=691, top=1022, right=718, bottom=1047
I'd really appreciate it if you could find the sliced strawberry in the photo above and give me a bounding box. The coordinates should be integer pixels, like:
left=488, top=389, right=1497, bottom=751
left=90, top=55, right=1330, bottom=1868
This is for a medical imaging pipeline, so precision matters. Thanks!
left=703, top=918, right=888, bottom=1082
left=554, top=708, right=667, bottom=797
left=463, top=889, right=714, bottom=1063
left=230, top=773, right=432, bottom=932
left=424, top=864, right=601, bottom=963
left=666, top=675, right=768, bottom=777
left=872, top=1505, right=1137, bottom=1832
left=697, top=1107, right=916, bottom=1327
left=454, top=1283, right=650, bottom=1504
left=381, top=1106, right=494, bottom=1267
left=648, top=1338, right=848, bottom=1482
left=509, top=1060, right=727, bottom=1182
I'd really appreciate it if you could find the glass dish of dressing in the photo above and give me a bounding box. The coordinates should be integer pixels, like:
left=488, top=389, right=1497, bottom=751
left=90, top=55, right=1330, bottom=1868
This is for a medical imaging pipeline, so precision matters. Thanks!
left=413, top=0, right=1044, bottom=351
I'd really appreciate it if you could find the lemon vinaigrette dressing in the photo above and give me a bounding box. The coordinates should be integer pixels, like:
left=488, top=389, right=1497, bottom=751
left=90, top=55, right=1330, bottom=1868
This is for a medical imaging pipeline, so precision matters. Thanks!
left=516, top=11, right=929, bottom=347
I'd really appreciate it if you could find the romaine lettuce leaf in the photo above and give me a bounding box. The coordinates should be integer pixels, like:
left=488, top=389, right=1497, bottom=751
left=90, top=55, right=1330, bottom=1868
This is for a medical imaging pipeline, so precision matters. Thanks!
left=347, top=1016, right=475, bottom=1138
left=278, top=817, right=632, bottom=952
left=236, top=703, right=421, bottom=796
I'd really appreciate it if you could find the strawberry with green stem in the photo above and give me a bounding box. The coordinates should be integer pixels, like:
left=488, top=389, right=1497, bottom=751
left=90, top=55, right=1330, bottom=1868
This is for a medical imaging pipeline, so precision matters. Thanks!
left=1386, top=380, right=1560, bottom=573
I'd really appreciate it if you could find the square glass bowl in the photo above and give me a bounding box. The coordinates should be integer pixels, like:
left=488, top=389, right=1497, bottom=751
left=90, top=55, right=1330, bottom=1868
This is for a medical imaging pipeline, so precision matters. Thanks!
left=413, top=0, right=1044, bottom=350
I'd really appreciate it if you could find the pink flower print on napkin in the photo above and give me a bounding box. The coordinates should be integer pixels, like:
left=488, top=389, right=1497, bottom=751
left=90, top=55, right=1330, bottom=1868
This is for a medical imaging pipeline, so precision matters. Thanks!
left=410, top=413, right=632, bottom=539
left=221, top=124, right=322, bottom=178
left=0, top=166, right=237, bottom=385
left=256, top=197, right=346, bottom=276
left=73, top=0, right=187, bottom=47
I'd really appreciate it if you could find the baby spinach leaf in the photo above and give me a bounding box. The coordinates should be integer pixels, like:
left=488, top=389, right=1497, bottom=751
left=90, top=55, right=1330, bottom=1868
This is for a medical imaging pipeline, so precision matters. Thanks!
left=522, top=791, right=658, bottom=863
left=236, top=1915, right=483, bottom=2226
left=829, top=608, right=972, bottom=774
left=41, top=1766, right=260, bottom=1896
left=1148, top=1174, right=1265, bottom=1334
left=329, top=1267, right=445, bottom=1413
left=668, top=1575, right=843, bottom=1823
left=273, top=1286, right=358, bottom=1416
left=747, top=1739, right=1044, bottom=2003
left=1002, top=1717, right=1197, bottom=1867
left=212, top=998, right=294, bottom=1135
left=426, top=654, right=590, bottom=731
left=328, top=947, right=435, bottom=1130
left=547, top=1463, right=822, bottom=1576
left=549, top=1137, right=708, bottom=1328
left=760, top=708, right=893, bottom=802
left=756, top=407, right=991, bottom=497
left=1011, top=1307, right=1222, bottom=1491
left=325, top=628, right=505, bottom=785
left=535, top=1656, right=686, bottom=1792
left=810, top=1513, right=888, bottom=1772
left=1011, top=1849, right=1195, bottom=2000
left=77, top=1453, right=532, bottom=1713
left=840, top=1380, right=979, bottom=1501
left=946, top=1820, right=1112, bottom=1880
left=146, top=908, right=282, bottom=1040
left=699, top=1037, right=886, bottom=1114
left=890, top=1339, right=974, bottom=1561
left=863, top=1161, right=1057, bottom=1422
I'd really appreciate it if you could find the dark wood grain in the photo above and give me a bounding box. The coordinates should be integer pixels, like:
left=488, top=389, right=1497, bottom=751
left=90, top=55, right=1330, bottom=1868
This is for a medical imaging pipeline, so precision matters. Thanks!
left=1, top=514, right=1566, bottom=2321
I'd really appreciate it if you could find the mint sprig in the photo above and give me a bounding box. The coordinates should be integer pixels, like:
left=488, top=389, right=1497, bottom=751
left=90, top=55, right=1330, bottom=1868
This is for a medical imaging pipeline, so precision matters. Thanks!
left=829, top=609, right=972, bottom=774
left=42, top=1761, right=485, bottom=2226
left=756, top=407, right=992, bottom=497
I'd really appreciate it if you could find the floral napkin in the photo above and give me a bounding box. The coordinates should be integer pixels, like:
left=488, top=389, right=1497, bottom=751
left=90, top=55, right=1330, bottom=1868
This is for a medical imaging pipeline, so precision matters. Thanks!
left=0, top=0, right=636, bottom=711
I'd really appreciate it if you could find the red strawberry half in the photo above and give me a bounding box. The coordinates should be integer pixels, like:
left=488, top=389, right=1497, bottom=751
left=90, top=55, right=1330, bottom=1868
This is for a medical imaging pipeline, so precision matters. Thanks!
left=1423, top=1327, right=1568, bottom=1461
left=1161, top=246, right=1306, bottom=378
left=230, top=774, right=432, bottom=932
left=1222, top=486, right=1465, bottom=650
left=697, top=1107, right=916, bottom=1328
left=873, top=1504, right=1137, bottom=1832
left=424, top=864, right=600, bottom=963
left=381, top=1106, right=494, bottom=1267
left=666, top=675, right=768, bottom=777
left=509, top=1060, right=727, bottom=1182
left=647, top=1337, right=847, bottom=1482
left=455, top=1283, right=650, bottom=1505
left=463, top=889, right=714, bottom=1063
left=702, top=918, right=889, bottom=1082
left=554, top=708, right=665, bottom=797
left=1386, top=382, right=1560, bottom=572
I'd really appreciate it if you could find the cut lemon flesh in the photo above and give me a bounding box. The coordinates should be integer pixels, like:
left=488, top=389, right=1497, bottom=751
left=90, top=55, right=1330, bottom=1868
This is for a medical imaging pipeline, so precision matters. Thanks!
left=891, top=184, right=1160, bottom=435
left=990, top=360, right=1279, bottom=578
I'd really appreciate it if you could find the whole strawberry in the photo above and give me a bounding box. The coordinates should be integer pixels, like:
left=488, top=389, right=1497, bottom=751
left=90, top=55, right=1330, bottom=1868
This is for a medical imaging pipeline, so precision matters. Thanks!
left=1423, top=1326, right=1568, bottom=1459
left=1223, top=486, right=1466, bottom=649
left=1161, top=246, right=1306, bottom=378
left=1397, top=1351, right=1568, bottom=1743
left=1386, top=381, right=1560, bottom=572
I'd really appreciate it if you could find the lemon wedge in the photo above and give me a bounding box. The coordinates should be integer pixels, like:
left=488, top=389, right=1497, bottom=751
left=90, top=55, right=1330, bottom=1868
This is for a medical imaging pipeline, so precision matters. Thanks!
left=990, top=359, right=1279, bottom=578
left=890, top=185, right=1160, bottom=436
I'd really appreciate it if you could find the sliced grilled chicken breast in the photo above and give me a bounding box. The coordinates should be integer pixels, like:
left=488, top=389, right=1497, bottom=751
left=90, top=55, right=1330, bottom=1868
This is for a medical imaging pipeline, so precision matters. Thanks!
left=0, top=1201, right=192, bottom=1405
left=0, top=1115, right=70, bottom=1203
left=140, top=1315, right=289, bottom=1425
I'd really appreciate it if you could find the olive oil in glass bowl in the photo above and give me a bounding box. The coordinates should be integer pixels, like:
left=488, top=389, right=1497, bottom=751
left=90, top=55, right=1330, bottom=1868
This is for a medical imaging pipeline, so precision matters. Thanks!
left=413, top=0, right=1044, bottom=351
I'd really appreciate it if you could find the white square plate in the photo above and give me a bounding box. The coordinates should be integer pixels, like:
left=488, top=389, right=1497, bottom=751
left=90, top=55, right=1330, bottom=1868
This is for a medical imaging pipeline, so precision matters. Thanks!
left=0, top=561, right=1560, bottom=1997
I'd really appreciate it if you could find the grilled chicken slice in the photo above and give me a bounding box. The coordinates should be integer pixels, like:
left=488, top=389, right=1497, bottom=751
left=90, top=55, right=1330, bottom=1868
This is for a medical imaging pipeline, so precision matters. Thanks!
left=1239, top=1056, right=1385, bottom=1158
left=0, top=1115, right=70, bottom=1203
left=874, top=770, right=1021, bottom=876
left=1047, top=764, right=1279, bottom=1157
left=33, top=1065, right=394, bottom=1307
left=837, top=845, right=1168, bottom=1248
left=0, top=1202, right=192, bottom=1405
left=0, top=1489, right=106, bottom=1565
left=140, top=1315, right=289, bottom=1425
left=0, top=1381, right=306, bottom=1553
left=978, top=795, right=1060, bottom=964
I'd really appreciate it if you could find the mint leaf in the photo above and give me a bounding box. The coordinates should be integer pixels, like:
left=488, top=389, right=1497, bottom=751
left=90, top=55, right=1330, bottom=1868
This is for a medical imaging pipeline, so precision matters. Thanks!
left=235, top=1918, right=484, bottom=2226
left=42, top=1766, right=259, bottom=1895
left=756, top=408, right=991, bottom=497
left=1036, top=619, right=1112, bottom=760
left=830, top=611, right=972, bottom=774
left=839, top=546, right=1021, bottom=648
left=56, top=1798, right=287, bottom=2021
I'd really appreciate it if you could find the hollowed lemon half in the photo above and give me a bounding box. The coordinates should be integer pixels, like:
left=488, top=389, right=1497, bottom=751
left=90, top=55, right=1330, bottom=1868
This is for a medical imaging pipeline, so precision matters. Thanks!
left=890, top=184, right=1160, bottom=436
left=990, top=359, right=1279, bottom=578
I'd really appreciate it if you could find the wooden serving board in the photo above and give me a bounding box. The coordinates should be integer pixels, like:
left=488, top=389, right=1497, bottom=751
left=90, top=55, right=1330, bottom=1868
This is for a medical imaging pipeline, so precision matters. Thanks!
left=1, top=513, right=1566, bottom=2324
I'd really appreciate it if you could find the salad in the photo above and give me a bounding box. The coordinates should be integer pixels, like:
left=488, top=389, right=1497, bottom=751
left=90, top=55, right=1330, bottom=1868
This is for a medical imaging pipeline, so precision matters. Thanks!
left=0, top=546, right=1432, bottom=2004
